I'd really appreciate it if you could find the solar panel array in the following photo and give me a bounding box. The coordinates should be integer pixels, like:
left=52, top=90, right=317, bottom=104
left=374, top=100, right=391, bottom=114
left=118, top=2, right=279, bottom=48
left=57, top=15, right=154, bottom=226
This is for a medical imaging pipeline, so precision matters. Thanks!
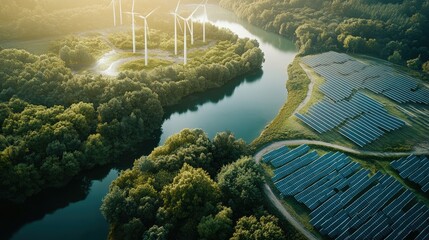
left=391, top=155, right=429, bottom=193
left=396, top=105, right=429, bottom=129
left=301, top=51, right=429, bottom=104
left=264, top=145, right=429, bottom=240
left=296, top=92, right=405, bottom=147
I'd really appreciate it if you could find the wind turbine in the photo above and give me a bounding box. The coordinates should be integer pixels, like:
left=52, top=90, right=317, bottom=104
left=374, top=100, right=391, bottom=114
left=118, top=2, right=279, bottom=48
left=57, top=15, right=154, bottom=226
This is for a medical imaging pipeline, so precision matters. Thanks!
left=108, top=0, right=117, bottom=26
left=177, top=6, right=200, bottom=65
left=189, top=5, right=200, bottom=45
left=124, top=0, right=139, bottom=53
left=119, top=0, right=123, bottom=25
left=201, top=0, right=208, bottom=42
left=138, top=8, right=158, bottom=66
left=171, top=0, right=181, bottom=55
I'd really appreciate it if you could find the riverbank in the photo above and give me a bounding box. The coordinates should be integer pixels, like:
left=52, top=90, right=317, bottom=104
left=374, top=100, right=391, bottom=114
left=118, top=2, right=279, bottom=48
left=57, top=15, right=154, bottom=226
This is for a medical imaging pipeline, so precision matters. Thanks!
left=251, top=58, right=310, bottom=150
left=3, top=5, right=298, bottom=239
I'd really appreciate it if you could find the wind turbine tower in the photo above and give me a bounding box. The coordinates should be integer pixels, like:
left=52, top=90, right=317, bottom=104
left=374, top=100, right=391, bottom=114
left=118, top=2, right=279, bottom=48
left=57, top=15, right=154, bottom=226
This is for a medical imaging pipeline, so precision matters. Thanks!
left=172, top=0, right=181, bottom=55
left=139, top=8, right=158, bottom=66
left=119, top=0, right=123, bottom=25
left=201, top=0, right=208, bottom=42
left=178, top=6, right=200, bottom=65
left=124, top=0, right=139, bottom=53
left=109, top=0, right=117, bottom=26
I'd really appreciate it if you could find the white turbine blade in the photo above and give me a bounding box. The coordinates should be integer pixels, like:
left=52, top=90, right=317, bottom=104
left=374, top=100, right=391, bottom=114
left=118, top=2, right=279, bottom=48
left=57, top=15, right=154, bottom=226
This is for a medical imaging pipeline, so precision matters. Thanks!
left=187, top=5, right=200, bottom=19
left=175, top=0, right=181, bottom=13
left=177, top=17, right=183, bottom=31
left=145, top=7, right=158, bottom=18
left=177, top=15, right=186, bottom=21
left=185, top=20, right=191, bottom=32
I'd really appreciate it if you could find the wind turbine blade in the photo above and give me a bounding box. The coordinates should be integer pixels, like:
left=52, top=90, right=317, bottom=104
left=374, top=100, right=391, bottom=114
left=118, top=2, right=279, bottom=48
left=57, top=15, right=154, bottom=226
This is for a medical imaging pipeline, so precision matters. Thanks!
left=145, top=7, right=158, bottom=18
left=185, top=20, right=191, bottom=32
left=177, top=17, right=183, bottom=31
left=188, top=5, right=200, bottom=19
left=175, top=0, right=181, bottom=13
left=177, top=15, right=186, bottom=21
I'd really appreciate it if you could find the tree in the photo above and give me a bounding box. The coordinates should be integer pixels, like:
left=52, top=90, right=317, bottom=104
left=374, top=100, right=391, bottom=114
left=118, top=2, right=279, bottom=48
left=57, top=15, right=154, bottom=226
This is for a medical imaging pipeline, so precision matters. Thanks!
left=217, top=156, right=263, bottom=215
left=100, top=186, right=127, bottom=224
left=388, top=50, right=403, bottom=64
left=143, top=225, right=169, bottom=240
left=407, top=56, right=422, bottom=70
left=197, top=207, right=234, bottom=240
left=343, top=35, right=365, bottom=53
left=423, top=61, right=429, bottom=74
left=160, top=164, right=221, bottom=221
left=212, top=131, right=249, bottom=171
left=231, top=215, right=286, bottom=240
left=149, top=129, right=214, bottom=172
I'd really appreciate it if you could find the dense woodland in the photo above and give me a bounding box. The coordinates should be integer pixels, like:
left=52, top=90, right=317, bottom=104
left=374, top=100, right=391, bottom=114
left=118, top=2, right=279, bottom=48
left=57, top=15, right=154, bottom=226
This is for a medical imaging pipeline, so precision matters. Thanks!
left=101, top=129, right=289, bottom=240
left=219, top=0, right=429, bottom=73
left=0, top=25, right=264, bottom=201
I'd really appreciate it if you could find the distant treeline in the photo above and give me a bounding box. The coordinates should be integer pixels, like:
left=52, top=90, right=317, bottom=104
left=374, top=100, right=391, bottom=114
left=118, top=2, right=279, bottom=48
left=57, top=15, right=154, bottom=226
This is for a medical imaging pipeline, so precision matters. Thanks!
left=219, top=0, right=429, bottom=73
left=0, top=28, right=264, bottom=201
left=101, top=128, right=295, bottom=240
left=0, top=0, right=214, bottom=40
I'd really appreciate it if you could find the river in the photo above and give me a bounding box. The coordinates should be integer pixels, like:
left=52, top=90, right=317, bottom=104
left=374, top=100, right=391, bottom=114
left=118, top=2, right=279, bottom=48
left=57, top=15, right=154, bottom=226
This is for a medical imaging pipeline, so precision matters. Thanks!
left=3, top=4, right=296, bottom=240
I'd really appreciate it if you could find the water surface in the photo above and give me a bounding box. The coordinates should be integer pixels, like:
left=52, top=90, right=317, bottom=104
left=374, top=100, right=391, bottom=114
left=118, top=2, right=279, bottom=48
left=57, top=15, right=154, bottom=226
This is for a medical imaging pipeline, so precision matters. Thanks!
left=3, top=4, right=296, bottom=240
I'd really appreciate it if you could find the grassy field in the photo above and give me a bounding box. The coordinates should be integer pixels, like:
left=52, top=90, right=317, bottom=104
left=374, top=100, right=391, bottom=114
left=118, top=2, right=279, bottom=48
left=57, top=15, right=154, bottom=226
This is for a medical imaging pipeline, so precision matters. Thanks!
left=251, top=55, right=429, bottom=153
left=119, top=58, right=174, bottom=71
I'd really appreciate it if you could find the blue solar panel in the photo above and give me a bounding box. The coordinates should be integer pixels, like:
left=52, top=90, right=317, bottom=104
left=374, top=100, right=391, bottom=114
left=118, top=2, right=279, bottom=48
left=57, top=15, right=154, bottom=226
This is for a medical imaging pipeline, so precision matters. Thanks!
left=298, top=51, right=428, bottom=147
left=390, top=155, right=429, bottom=193
left=416, top=225, right=429, bottom=240
left=269, top=148, right=429, bottom=239
left=271, top=144, right=310, bottom=168
left=262, top=146, right=289, bottom=163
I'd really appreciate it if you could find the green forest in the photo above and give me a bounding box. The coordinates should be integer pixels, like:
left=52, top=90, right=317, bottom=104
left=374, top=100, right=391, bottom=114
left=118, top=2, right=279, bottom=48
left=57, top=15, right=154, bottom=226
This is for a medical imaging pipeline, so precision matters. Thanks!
left=0, top=28, right=264, bottom=201
left=219, top=0, right=429, bottom=73
left=101, top=129, right=291, bottom=240
left=1, top=0, right=429, bottom=239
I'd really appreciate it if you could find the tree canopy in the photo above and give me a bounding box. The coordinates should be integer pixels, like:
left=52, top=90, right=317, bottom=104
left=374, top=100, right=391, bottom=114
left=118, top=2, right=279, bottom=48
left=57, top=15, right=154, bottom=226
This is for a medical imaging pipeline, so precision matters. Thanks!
left=220, top=0, right=429, bottom=71
left=0, top=22, right=263, bottom=201
left=101, top=129, right=286, bottom=240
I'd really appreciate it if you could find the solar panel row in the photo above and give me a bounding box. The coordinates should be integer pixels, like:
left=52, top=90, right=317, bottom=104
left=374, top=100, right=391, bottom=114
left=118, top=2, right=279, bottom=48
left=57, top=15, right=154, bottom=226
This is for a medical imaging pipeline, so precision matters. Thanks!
left=391, top=154, right=429, bottom=193
left=296, top=92, right=405, bottom=147
left=263, top=145, right=429, bottom=239
left=302, top=51, right=429, bottom=104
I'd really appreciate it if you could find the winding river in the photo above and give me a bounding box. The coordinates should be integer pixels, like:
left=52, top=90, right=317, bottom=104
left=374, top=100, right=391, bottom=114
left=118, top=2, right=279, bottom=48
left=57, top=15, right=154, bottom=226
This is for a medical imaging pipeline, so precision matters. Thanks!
left=3, top=4, right=296, bottom=240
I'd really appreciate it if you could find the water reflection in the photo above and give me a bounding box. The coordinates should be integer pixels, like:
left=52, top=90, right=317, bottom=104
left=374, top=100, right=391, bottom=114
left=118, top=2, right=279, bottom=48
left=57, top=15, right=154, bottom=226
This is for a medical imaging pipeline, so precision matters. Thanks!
left=2, top=4, right=296, bottom=240
left=163, top=69, right=263, bottom=119
left=0, top=138, right=158, bottom=240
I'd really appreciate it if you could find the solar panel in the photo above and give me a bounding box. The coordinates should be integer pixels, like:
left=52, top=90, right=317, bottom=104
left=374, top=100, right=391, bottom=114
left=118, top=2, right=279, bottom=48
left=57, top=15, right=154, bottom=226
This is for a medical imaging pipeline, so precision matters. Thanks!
left=269, top=147, right=429, bottom=239
left=390, top=155, right=429, bottom=193
left=298, top=51, right=428, bottom=147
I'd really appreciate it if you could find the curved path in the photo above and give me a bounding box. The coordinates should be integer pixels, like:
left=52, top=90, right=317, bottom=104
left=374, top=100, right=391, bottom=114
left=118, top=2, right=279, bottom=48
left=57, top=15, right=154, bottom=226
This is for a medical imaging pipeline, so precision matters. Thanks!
left=256, top=140, right=429, bottom=159
left=292, top=63, right=316, bottom=116
left=254, top=140, right=429, bottom=240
